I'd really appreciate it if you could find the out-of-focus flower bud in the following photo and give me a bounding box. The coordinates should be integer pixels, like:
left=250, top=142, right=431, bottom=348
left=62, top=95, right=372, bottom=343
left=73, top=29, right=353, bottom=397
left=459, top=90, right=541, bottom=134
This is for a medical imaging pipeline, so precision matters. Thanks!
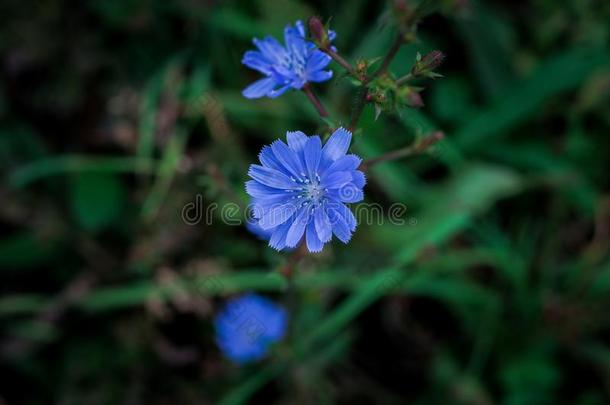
left=367, top=90, right=386, bottom=104
left=392, top=0, right=415, bottom=24
left=308, top=16, right=330, bottom=49
left=417, top=131, right=444, bottom=151
left=406, top=88, right=424, bottom=108
left=411, top=50, right=445, bottom=77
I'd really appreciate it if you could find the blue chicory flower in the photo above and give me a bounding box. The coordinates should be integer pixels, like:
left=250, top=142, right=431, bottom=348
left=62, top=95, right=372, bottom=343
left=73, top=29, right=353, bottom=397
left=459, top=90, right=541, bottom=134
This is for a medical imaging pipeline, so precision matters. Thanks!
left=215, top=293, right=287, bottom=364
left=241, top=20, right=335, bottom=99
left=245, top=128, right=365, bottom=253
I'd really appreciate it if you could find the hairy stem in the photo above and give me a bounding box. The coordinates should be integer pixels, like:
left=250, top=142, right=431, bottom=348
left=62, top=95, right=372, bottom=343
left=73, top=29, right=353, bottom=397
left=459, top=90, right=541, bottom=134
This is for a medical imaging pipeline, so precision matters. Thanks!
left=280, top=243, right=308, bottom=278
left=395, top=72, right=414, bottom=86
left=348, top=87, right=369, bottom=132
left=360, top=131, right=444, bottom=170
left=302, top=84, right=329, bottom=118
left=347, top=34, right=406, bottom=131
left=323, top=48, right=359, bottom=78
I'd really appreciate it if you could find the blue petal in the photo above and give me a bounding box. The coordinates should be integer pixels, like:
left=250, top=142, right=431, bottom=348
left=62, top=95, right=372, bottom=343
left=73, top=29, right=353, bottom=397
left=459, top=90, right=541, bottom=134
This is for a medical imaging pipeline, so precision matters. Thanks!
left=328, top=184, right=363, bottom=203
left=285, top=206, right=310, bottom=247
left=271, top=140, right=305, bottom=179
left=324, top=154, right=362, bottom=174
left=294, top=20, right=306, bottom=37
left=258, top=145, right=289, bottom=174
left=321, top=171, right=352, bottom=189
left=306, top=220, right=324, bottom=253
left=284, top=24, right=308, bottom=61
left=258, top=197, right=304, bottom=230
left=322, top=127, right=352, bottom=164
left=242, top=77, right=277, bottom=99
left=314, top=206, right=332, bottom=242
left=259, top=302, right=287, bottom=340
left=253, top=37, right=288, bottom=63
left=214, top=294, right=287, bottom=364
left=286, top=131, right=308, bottom=153
left=352, top=171, right=366, bottom=188
left=248, top=165, right=299, bottom=190
left=306, top=50, right=332, bottom=72
left=245, top=180, right=290, bottom=199
left=251, top=192, right=292, bottom=211
left=335, top=202, right=357, bottom=231
left=242, top=50, right=272, bottom=75
left=289, top=76, right=307, bottom=90
left=248, top=201, right=265, bottom=219
left=303, top=136, right=322, bottom=180
left=268, top=84, right=293, bottom=98
left=268, top=64, right=294, bottom=81
left=269, top=220, right=292, bottom=251
left=328, top=207, right=352, bottom=243
left=307, top=69, right=333, bottom=83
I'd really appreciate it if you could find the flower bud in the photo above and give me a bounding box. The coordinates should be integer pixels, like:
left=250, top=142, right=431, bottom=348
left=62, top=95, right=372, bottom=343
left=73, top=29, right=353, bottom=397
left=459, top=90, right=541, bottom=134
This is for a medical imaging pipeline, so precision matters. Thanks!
left=418, top=131, right=444, bottom=150
left=406, top=89, right=424, bottom=108
left=411, top=50, right=445, bottom=77
left=392, top=0, right=414, bottom=24
left=308, top=16, right=330, bottom=49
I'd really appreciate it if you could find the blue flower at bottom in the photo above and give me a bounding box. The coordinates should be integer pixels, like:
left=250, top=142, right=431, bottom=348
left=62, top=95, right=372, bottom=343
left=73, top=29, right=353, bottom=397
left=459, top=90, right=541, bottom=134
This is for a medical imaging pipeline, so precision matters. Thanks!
left=215, top=294, right=287, bottom=364
left=241, top=20, right=336, bottom=99
left=246, top=128, right=366, bottom=253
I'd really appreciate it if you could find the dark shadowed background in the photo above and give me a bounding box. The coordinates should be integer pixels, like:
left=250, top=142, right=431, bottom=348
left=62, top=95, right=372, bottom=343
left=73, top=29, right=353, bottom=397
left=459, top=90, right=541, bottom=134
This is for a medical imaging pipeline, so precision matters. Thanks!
left=1, top=0, right=610, bottom=403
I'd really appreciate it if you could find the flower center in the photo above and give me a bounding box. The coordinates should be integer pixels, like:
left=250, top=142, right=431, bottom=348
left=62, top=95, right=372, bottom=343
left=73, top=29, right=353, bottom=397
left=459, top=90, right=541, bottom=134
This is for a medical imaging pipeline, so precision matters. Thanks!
left=304, top=182, right=324, bottom=203
left=280, top=53, right=306, bottom=78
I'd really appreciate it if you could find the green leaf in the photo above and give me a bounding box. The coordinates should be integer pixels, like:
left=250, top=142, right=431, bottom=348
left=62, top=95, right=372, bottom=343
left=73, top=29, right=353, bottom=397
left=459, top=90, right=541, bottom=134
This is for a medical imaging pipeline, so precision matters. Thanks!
left=373, top=164, right=523, bottom=265
left=455, top=2, right=517, bottom=102
left=456, top=47, right=610, bottom=150
left=140, top=127, right=189, bottom=221
left=70, top=172, right=126, bottom=232
left=0, top=232, right=61, bottom=269
left=9, top=155, right=155, bottom=188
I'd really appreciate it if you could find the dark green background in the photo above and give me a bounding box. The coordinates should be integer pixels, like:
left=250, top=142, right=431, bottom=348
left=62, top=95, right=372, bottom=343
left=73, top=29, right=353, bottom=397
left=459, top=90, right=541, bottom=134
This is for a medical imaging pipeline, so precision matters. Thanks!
left=1, top=0, right=609, bottom=403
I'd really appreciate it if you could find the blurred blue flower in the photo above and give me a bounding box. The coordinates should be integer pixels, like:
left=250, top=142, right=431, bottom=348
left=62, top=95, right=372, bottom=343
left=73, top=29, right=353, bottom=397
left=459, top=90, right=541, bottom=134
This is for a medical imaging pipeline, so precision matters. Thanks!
left=246, top=128, right=365, bottom=253
left=215, top=294, right=287, bottom=364
left=241, top=20, right=335, bottom=99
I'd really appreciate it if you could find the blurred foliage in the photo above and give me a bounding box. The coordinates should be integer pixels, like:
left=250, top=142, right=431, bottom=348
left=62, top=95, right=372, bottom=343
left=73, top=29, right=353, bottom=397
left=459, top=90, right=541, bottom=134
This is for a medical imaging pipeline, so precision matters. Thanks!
left=1, top=0, right=610, bottom=403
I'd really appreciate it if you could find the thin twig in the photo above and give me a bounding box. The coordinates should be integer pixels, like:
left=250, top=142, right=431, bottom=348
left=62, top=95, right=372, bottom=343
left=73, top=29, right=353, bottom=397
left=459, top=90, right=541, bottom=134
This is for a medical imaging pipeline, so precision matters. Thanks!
left=360, top=131, right=444, bottom=171
left=302, top=84, right=329, bottom=117
left=370, top=34, right=404, bottom=80
left=280, top=243, right=308, bottom=279
left=348, top=87, right=369, bottom=132
left=395, top=72, right=414, bottom=86
left=347, top=34, right=407, bottom=131
left=323, top=48, right=359, bottom=79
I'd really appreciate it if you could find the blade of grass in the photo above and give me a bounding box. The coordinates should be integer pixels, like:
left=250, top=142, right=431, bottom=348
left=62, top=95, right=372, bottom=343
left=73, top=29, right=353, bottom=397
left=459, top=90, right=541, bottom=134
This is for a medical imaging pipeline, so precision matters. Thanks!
left=8, top=156, right=156, bottom=188
left=137, top=54, right=187, bottom=172
left=140, top=126, right=189, bottom=221
left=456, top=47, right=610, bottom=150
left=371, top=164, right=523, bottom=265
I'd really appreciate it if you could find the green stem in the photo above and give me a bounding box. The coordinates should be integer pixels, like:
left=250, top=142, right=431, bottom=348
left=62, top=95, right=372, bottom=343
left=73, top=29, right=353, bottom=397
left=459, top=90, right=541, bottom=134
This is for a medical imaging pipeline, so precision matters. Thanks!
left=348, top=87, right=369, bottom=132
left=346, top=34, right=406, bottom=131
left=395, top=72, right=414, bottom=86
